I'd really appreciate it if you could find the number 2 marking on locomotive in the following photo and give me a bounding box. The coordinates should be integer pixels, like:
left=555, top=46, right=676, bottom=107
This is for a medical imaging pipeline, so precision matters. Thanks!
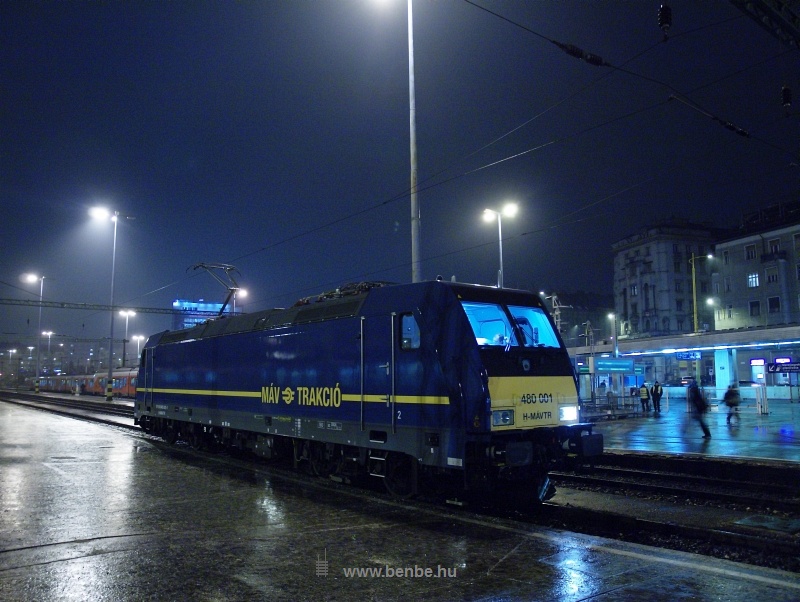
left=396, top=410, right=402, bottom=420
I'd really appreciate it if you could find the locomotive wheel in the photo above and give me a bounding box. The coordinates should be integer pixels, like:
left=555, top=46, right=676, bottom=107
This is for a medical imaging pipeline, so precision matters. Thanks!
left=384, top=452, right=417, bottom=498
left=309, top=442, right=340, bottom=477
left=188, top=428, right=204, bottom=451
left=163, top=422, right=178, bottom=445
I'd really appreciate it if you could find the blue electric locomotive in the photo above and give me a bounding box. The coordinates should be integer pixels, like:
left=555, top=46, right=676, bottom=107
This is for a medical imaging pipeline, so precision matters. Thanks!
left=135, top=281, right=602, bottom=502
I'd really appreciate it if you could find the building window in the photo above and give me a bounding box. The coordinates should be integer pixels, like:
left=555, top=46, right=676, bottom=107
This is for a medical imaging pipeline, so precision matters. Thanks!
left=675, top=280, right=683, bottom=293
left=673, top=243, right=679, bottom=254
left=724, top=277, right=731, bottom=293
left=745, top=244, right=756, bottom=260
left=768, top=297, right=781, bottom=313
left=676, top=299, right=683, bottom=311
left=723, top=250, right=729, bottom=265
left=726, top=304, right=732, bottom=319
left=677, top=318, right=685, bottom=331
left=747, top=273, right=759, bottom=288
left=750, top=301, right=760, bottom=317
left=769, top=239, right=780, bottom=254
left=766, top=267, right=778, bottom=284
left=631, top=284, right=638, bottom=296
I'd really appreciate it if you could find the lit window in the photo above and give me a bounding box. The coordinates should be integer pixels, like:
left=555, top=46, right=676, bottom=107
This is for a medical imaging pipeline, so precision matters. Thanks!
left=747, top=273, right=759, bottom=288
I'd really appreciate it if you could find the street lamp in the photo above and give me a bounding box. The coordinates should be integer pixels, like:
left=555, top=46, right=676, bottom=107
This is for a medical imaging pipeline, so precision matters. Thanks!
left=407, top=0, right=420, bottom=283
left=607, top=313, right=619, bottom=358
left=233, top=288, right=247, bottom=314
left=689, top=253, right=714, bottom=333
left=119, top=310, right=136, bottom=367
left=482, top=202, right=518, bottom=288
left=22, top=273, right=46, bottom=392
left=91, top=206, right=131, bottom=400
left=132, top=335, right=145, bottom=364
left=8, top=349, right=16, bottom=384
left=42, top=332, right=53, bottom=372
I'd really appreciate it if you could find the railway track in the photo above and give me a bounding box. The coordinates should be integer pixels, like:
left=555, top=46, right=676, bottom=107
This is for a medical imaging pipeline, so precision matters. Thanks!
left=2, top=389, right=798, bottom=572
left=0, top=389, right=134, bottom=420
left=550, top=464, right=800, bottom=513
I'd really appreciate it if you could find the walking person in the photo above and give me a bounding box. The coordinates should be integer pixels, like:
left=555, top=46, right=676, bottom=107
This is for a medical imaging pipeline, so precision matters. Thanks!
left=687, top=379, right=711, bottom=438
left=723, top=384, right=741, bottom=425
left=639, top=383, right=651, bottom=412
left=650, top=380, right=663, bottom=414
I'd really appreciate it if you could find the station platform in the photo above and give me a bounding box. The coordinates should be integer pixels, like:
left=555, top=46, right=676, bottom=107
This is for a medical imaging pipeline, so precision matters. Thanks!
left=587, top=393, right=800, bottom=464
left=1, top=401, right=799, bottom=601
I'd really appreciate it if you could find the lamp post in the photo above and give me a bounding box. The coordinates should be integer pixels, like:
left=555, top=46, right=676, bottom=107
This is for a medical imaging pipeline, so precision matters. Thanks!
left=23, top=273, right=46, bottom=392
left=8, top=349, right=16, bottom=384
left=689, top=253, right=714, bottom=333
left=482, top=203, right=518, bottom=288
left=608, top=313, right=619, bottom=358
left=91, top=207, right=128, bottom=401
left=119, top=310, right=136, bottom=367
left=233, top=288, right=247, bottom=314
left=132, top=335, right=144, bottom=364
left=42, top=331, right=53, bottom=373
left=407, top=0, right=420, bottom=283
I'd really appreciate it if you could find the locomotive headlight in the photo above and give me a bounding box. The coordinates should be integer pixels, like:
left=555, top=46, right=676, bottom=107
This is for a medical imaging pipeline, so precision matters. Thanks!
left=559, top=405, right=579, bottom=422
left=492, top=409, right=514, bottom=426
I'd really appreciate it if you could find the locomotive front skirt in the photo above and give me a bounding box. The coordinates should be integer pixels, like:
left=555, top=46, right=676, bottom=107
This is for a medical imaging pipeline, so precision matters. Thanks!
left=135, top=281, right=602, bottom=502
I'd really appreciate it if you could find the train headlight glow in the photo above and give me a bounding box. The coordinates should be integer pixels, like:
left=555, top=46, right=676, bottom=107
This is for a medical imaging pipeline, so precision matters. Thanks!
left=559, top=405, right=579, bottom=422
left=492, top=409, right=514, bottom=426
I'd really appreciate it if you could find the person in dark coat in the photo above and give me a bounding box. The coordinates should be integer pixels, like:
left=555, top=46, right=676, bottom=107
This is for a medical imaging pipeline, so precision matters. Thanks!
left=650, top=381, right=663, bottom=413
left=723, top=384, right=741, bottom=425
left=687, top=379, right=711, bottom=438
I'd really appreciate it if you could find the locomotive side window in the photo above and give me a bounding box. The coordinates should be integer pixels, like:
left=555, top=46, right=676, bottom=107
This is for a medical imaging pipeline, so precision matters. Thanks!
left=400, top=313, right=420, bottom=350
left=507, top=305, right=560, bottom=348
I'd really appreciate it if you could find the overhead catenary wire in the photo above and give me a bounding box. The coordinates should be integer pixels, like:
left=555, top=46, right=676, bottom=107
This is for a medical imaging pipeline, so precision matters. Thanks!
left=117, top=3, right=798, bottom=310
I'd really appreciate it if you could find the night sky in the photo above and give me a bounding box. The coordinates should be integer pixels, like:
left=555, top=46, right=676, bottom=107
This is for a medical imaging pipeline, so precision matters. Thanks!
left=2, top=0, right=798, bottom=345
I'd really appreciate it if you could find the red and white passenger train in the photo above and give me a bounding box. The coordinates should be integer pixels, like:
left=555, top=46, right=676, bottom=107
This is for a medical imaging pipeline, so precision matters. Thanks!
left=35, top=368, right=138, bottom=398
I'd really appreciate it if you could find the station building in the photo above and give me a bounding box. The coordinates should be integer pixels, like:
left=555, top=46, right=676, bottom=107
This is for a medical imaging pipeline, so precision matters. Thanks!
left=568, top=205, right=800, bottom=403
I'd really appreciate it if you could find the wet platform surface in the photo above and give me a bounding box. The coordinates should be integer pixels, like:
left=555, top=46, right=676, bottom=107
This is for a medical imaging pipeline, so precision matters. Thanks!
left=2, top=402, right=800, bottom=601
left=589, top=395, right=800, bottom=463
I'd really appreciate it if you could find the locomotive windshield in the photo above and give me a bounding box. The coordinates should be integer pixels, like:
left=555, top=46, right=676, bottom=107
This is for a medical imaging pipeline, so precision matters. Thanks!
left=461, top=301, right=560, bottom=349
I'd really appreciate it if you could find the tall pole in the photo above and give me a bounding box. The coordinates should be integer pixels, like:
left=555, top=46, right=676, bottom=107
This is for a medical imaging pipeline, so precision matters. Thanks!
left=691, top=252, right=699, bottom=334
left=497, top=212, right=504, bottom=288
left=408, top=0, right=421, bottom=283
left=106, top=211, right=119, bottom=401
left=35, top=277, right=43, bottom=392
left=609, top=313, right=619, bottom=358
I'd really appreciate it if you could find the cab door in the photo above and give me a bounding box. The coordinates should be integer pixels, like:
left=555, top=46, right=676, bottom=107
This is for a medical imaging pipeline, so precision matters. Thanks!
left=141, top=347, right=155, bottom=408
left=360, top=313, right=397, bottom=436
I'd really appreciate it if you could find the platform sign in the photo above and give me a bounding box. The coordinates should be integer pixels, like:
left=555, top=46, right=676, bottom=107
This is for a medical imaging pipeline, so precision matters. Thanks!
left=767, top=362, right=800, bottom=373
left=589, top=357, right=634, bottom=373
